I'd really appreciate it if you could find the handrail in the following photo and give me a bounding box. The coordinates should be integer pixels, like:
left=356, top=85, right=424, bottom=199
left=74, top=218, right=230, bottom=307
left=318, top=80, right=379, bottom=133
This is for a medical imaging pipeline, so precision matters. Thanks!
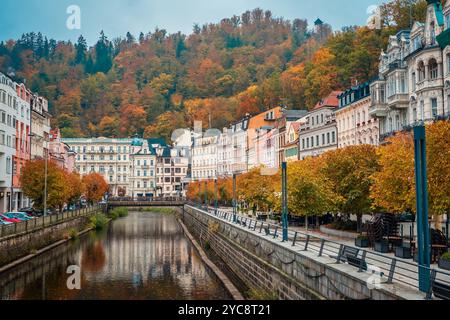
left=185, top=204, right=450, bottom=299
left=0, top=205, right=101, bottom=240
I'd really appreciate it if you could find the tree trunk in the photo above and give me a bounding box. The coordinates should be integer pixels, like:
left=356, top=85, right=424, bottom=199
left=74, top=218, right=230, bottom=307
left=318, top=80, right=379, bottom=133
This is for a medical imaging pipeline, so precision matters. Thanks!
left=305, top=216, right=309, bottom=232
left=357, top=214, right=362, bottom=233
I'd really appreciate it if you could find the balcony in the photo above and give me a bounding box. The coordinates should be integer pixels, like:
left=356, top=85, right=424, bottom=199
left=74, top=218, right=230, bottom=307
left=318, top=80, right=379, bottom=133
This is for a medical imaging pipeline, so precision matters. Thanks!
left=369, top=101, right=388, bottom=118
left=387, top=93, right=409, bottom=108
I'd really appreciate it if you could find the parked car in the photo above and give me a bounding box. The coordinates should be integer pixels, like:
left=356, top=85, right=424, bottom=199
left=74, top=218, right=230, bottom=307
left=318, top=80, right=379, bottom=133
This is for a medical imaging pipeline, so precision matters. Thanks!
left=3, top=212, right=31, bottom=222
left=0, top=216, right=13, bottom=225
left=8, top=212, right=34, bottom=221
left=19, top=207, right=37, bottom=217
left=0, top=214, right=21, bottom=223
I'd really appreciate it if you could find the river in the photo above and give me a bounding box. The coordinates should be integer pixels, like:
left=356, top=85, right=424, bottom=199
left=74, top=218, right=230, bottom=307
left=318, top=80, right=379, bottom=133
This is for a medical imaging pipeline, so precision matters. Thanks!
left=0, top=211, right=232, bottom=300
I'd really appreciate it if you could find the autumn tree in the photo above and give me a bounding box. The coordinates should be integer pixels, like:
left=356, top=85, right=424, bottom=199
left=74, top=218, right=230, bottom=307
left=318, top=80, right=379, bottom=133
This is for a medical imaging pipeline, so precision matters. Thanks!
left=284, top=158, right=336, bottom=229
left=322, top=145, right=380, bottom=232
left=238, top=168, right=278, bottom=213
left=66, top=172, right=84, bottom=206
left=20, top=160, right=71, bottom=211
left=425, top=121, right=450, bottom=228
left=82, top=173, right=109, bottom=204
left=370, top=132, right=416, bottom=213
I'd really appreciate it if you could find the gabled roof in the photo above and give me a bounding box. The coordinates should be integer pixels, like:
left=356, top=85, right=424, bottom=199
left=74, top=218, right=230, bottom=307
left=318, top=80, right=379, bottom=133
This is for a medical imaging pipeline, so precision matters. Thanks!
left=313, top=91, right=342, bottom=110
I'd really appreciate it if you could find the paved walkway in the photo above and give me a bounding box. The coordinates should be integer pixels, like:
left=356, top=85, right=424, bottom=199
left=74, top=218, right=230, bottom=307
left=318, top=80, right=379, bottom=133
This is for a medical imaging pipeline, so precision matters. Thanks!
left=210, top=206, right=450, bottom=292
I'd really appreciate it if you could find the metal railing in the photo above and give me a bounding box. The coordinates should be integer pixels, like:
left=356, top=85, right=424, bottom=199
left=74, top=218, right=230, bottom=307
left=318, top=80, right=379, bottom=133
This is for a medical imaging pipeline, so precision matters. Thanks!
left=187, top=204, right=450, bottom=299
left=0, top=206, right=100, bottom=240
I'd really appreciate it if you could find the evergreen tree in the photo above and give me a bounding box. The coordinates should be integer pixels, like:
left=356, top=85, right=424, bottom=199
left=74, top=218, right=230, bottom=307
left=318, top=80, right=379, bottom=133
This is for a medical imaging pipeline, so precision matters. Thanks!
left=75, top=35, right=88, bottom=64
left=94, top=31, right=113, bottom=73
left=139, top=32, right=145, bottom=44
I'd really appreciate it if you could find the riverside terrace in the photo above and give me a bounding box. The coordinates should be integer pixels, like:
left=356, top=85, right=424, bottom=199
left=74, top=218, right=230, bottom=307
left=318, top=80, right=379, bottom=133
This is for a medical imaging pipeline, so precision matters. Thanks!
left=188, top=205, right=449, bottom=300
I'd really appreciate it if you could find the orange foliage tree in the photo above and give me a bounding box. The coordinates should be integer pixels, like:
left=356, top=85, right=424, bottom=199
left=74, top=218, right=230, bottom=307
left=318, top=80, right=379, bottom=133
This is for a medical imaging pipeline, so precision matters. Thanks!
left=82, top=173, right=109, bottom=204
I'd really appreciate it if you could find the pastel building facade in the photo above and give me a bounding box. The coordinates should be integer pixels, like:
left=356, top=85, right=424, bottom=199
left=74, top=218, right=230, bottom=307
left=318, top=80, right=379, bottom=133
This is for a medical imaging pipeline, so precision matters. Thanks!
left=12, top=83, right=32, bottom=211
left=337, top=83, right=379, bottom=148
left=299, top=91, right=340, bottom=160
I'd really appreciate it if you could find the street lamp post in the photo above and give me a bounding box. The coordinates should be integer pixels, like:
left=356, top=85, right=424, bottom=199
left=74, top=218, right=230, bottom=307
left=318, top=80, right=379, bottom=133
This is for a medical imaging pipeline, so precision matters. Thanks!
left=43, top=148, right=48, bottom=217
left=214, top=177, right=218, bottom=216
left=414, top=125, right=430, bottom=292
left=204, top=179, right=208, bottom=211
left=232, top=173, right=237, bottom=223
left=281, top=162, right=289, bottom=242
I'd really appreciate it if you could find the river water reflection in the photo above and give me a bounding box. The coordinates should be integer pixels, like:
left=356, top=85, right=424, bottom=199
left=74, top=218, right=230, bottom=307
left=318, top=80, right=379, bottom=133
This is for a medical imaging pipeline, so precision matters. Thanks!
left=0, top=211, right=231, bottom=300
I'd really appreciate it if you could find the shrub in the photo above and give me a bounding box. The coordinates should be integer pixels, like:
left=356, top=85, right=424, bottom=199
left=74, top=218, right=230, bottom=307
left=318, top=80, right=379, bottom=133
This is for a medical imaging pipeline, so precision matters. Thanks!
left=90, top=214, right=109, bottom=230
left=247, top=288, right=278, bottom=300
left=109, top=210, right=119, bottom=220
left=69, top=228, right=79, bottom=239
left=109, top=207, right=129, bottom=220
left=329, top=220, right=357, bottom=232
left=441, top=252, right=450, bottom=261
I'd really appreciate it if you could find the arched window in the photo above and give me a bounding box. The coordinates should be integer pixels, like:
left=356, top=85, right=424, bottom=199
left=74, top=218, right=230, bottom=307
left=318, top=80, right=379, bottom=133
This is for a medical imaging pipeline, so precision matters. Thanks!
left=418, top=61, right=426, bottom=81
left=429, top=58, right=438, bottom=79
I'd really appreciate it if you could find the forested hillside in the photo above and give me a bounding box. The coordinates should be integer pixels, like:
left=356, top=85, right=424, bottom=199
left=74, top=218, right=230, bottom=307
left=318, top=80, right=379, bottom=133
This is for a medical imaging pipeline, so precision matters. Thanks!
left=0, top=1, right=429, bottom=140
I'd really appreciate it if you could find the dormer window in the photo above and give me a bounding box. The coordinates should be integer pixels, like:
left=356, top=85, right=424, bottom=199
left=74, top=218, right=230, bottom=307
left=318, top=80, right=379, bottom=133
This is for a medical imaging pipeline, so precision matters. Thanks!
left=413, top=36, right=421, bottom=51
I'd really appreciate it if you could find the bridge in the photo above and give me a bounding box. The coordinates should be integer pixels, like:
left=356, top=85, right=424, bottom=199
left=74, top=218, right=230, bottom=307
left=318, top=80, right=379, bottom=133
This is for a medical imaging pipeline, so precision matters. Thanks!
left=106, top=197, right=188, bottom=210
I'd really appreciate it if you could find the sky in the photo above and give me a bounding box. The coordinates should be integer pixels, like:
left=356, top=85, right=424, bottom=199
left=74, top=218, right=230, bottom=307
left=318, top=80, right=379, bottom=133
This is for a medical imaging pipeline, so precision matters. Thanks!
left=0, top=0, right=387, bottom=45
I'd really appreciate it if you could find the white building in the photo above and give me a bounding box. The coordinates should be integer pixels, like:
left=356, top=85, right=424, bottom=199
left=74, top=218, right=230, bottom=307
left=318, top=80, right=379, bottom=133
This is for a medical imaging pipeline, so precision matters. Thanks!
left=0, top=72, right=19, bottom=213
left=337, top=83, right=380, bottom=148
left=191, top=132, right=219, bottom=181
left=370, top=0, right=450, bottom=141
left=129, top=138, right=157, bottom=198
left=64, top=136, right=190, bottom=198
left=299, top=91, right=340, bottom=160
left=64, top=137, right=134, bottom=196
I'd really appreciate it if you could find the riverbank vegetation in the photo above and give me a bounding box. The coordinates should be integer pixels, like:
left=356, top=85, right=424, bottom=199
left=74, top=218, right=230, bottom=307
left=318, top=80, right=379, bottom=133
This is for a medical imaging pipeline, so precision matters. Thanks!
left=139, top=207, right=178, bottom=215
left=187, top=121, right=450, bottom=231
left=89, top=214, right=109, bottom=230
left=109, top=207, right=129, bottom=220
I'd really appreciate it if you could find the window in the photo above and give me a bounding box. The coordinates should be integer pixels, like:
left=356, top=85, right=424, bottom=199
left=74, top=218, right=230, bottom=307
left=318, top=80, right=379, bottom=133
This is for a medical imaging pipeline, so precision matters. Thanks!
left=412, top=72, right=416, bottom=90
left=6, top=157, right=11, bottom=174
left=447, top=54, right=450, bottom=75
left=429, top=59, right=438, bottom=79
left=327, top=133, right=330, bottom=144
left=316, top=135, right=319, bottom=146
left=418, top=61, right=425, bottom=81
left=419, top=101, right=424, bottom=121
left=430, top=22, right=436, bottom=45
left=431, top=98, right=438, bottom=118
left=332, top=131, right=336, bottom=143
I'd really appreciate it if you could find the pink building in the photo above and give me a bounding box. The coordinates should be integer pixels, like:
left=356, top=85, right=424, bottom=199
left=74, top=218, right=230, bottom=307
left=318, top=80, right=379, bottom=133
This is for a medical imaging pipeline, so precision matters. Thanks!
left=49, top=128, right=76, bottom=172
